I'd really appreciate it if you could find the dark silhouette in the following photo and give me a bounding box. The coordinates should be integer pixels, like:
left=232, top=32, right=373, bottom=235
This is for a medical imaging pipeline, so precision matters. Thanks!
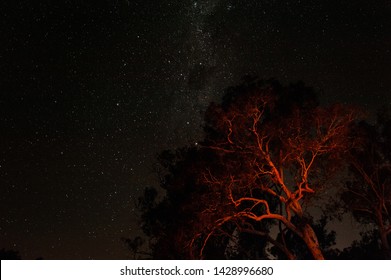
left=342, top=107, right=391, bottom=259
left=0, top=248, right=21, bottom=260
left=335, top=230, right=385, bottom=259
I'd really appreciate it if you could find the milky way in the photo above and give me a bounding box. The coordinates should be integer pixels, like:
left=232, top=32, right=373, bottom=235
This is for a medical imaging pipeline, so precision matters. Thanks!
left=163, top=0, right=224, bottom=147
left=1, top=0, right=390, bottom=259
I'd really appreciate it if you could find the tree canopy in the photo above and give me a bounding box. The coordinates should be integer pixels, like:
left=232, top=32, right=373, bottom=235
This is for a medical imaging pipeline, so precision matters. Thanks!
left=137, top=79, right=363, bottom=259
left=342, top=108, right=391, bottom=259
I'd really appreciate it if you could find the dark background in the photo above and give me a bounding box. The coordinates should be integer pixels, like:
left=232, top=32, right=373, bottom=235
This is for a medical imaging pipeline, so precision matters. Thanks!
left=1, top=0, right=390, bottom=259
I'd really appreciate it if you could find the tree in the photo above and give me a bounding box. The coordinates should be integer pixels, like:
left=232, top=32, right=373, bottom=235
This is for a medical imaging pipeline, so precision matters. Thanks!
left=139, top=149, right=262, bottom=259
left=342, top=109, right=391, bottom=259
left=142, top=79, right=358, bottom=259
left=336, top=230, right=385, bottom=259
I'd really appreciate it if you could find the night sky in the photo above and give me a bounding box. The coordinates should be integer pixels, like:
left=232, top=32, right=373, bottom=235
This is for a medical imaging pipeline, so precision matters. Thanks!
left=1, top=0, right=390, bottom=259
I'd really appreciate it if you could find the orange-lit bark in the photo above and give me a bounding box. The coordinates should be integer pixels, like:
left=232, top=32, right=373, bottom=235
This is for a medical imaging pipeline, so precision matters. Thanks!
left=301, top=223, right=324, bottom=260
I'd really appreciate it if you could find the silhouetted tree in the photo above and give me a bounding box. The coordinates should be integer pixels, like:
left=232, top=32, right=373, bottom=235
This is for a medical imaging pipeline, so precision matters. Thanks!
left=342, top=108, right=391, bottom=259
left=336, top=230, right=385, bottom=259
left=141, top=79, right=359, bottom=259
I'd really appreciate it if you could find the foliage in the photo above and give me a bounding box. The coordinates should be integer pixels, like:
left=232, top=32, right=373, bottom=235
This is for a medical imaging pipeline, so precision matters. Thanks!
left=335, top=230, right=386, bottom=259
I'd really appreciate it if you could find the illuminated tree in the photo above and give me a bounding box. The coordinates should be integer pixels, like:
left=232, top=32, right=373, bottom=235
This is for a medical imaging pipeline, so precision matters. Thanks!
left=190, top=79, right=359, bottom=260
left=342, top=110, right=391, bottom=259
left=142, top=79, right=358, bottom=259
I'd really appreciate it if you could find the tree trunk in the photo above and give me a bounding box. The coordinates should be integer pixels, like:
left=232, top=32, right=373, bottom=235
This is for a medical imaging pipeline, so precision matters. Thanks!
left=376, top=211, right=391, bottom=259
left=379, top=229, right=391, bottom=259
left=301, top=223, right=324, bottom=260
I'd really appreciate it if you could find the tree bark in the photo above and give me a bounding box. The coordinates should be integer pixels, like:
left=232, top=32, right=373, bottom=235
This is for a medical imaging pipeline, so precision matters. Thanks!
left=301, top=223, right=324, bottom=260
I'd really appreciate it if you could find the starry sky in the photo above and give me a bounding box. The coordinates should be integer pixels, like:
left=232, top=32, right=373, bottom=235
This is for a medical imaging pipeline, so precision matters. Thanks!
left=1, top=0, right=390, bottom=259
